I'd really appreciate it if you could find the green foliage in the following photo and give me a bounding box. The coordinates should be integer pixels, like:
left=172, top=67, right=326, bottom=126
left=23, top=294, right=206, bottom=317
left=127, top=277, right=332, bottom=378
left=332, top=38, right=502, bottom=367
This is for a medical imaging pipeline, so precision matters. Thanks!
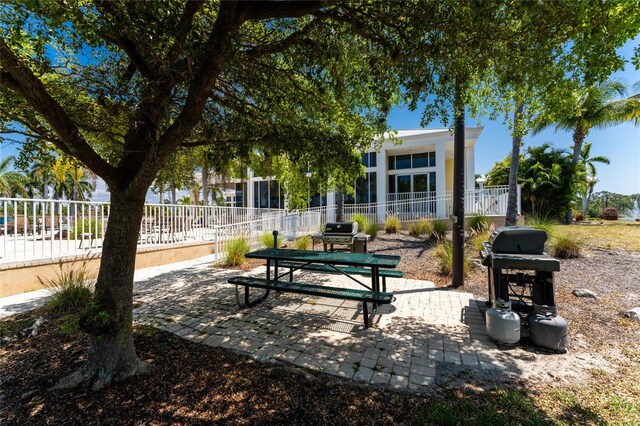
left=260, top=232, right=281, bottom=249
left=435, top=241, right=472, bottom=277
left=601, top=208, right=619, bottom=220
left=365, top=222, right=380, bottom=242
left=467, top=215, right=489, bottom=233
left=352, top=214, right=369, bottom=234
left=487, top=144, right=578, bottom=220
left=430, top=219, right=449, bottom=242
left=553, top=233, right=582, bottom=259
left=409, top=220, right=432, bottom=237
left=524, top=213, right=557, bottom=235
left=40, top=260, right=95, bottom=314
left=588, top=192, right=638, bottom=217
left=224, top=237, right=250, bottom=267
left=293, top=235, right=311, bottom=251
left=384, top=216, right=400, bottom=234
left=70, top=218, right=104, bottom=239
left=470, top=228, right=491, bottom=253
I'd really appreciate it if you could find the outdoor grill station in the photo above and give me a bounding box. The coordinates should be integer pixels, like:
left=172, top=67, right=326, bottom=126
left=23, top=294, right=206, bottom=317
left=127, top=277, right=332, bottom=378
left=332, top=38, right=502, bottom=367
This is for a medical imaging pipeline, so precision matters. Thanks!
left=480, top=226, right=569, bottom=351
left=312, top=222, right=369, bottom=253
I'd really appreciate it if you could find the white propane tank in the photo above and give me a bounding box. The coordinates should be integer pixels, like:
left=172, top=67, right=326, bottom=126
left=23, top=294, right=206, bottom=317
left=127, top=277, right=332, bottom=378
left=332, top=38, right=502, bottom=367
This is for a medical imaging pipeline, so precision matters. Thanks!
left=486, top=299, right=521, bottom=344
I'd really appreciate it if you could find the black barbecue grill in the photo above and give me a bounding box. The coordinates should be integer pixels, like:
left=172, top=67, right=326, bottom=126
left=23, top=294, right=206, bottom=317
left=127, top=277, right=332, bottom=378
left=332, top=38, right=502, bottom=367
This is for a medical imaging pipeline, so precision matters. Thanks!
left=480, top=226, right=560, bottom=313
left=319, top=222, right=369, bottom=253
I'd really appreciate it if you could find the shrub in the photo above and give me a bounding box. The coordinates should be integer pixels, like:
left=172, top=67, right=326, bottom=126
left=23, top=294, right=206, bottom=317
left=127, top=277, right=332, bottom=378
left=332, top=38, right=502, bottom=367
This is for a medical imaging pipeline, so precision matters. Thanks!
left=525, top=213, right=557, bottom=235
left=365, top=222, right=380, bottom=242
left=409, top=219, right=432, bottom=237
left=601, top=207, right=618, bottom=220
left=40, top=259, right=95, bottom=314
left=70, top=218, right=104, bottom=239
left=384, top=216, right=400, bottom=234
left=574, top=211, right=585, bottom=221
left=469, top=228, right=491, bottom=252
left=225, top=237, right=250, bottom=266
left=430, top=219, right=449, bottom=242
left=553, top=233, right=582, bottom=259
left=293, top=235, right=311, bottom=250
left=434, top=241, right=472, bottom=276
left=260, top=231, right=281, bottom=248
left=352, top=214, right=368, bottom=234
left=467, top=215, right=489, bottom=233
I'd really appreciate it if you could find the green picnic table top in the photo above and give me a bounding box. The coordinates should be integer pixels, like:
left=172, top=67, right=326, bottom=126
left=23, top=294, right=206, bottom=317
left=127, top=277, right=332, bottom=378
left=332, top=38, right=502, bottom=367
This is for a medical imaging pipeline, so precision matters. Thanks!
left=245, top=248, right=400, bottom=269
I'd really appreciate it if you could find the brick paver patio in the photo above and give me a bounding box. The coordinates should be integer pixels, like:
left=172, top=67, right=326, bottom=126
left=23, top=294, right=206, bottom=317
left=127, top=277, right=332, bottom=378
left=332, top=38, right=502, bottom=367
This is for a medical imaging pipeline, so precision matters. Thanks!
left=131, top=258, right=530, bottom=393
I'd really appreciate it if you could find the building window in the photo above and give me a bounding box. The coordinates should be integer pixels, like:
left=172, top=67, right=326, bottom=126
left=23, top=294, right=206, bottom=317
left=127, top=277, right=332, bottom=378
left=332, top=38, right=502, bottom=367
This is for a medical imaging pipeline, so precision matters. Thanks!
left=388, top=173, right=436, bottom=195
left=347, top=172, right=377, bottom=204
left=362, top=152, right=377, bottom=168
left=395, top=154, right=411, bottom=170
left=389, top=152, right=436, bottom=170
left=235, top=182, right=246, bottom=207
left=254, top=180, right=283, bottom=209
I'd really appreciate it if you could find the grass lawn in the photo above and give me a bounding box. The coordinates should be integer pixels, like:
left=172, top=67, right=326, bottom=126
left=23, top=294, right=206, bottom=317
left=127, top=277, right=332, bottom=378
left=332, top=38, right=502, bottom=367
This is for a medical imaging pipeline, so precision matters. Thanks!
left=550, top=221, right=640, bottom=251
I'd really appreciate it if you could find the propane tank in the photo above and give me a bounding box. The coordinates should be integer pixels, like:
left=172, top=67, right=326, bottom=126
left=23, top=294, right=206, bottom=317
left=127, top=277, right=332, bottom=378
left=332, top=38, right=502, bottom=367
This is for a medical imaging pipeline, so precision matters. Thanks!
left=486, top=299, right=521, bottom=344
left=527, top=305, right=569, bottom=351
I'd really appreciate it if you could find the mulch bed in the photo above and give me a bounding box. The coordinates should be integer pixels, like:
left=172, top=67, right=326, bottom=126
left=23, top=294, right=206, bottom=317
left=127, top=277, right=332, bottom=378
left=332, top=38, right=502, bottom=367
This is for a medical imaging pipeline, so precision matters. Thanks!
left=1, top=317, right=441, bottom=425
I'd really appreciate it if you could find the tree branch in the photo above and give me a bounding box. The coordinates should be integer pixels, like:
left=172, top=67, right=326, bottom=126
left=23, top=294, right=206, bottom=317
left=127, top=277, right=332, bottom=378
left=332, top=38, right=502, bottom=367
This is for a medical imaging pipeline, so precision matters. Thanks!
left=237, top=1, right=329, bottom=21
left=0, top=38, right=118, bottom=186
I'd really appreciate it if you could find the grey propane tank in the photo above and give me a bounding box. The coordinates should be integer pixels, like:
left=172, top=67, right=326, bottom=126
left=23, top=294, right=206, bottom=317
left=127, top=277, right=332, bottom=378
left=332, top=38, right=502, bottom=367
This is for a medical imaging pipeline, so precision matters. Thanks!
left=527, top=305, right=569, bottom=351
left=486, top=299, right=521, bottom=344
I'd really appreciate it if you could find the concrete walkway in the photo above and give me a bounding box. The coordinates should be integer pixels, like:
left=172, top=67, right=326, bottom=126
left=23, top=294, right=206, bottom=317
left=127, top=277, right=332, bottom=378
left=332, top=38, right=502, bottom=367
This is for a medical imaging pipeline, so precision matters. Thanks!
left=3, top=254, right=589, bottom=393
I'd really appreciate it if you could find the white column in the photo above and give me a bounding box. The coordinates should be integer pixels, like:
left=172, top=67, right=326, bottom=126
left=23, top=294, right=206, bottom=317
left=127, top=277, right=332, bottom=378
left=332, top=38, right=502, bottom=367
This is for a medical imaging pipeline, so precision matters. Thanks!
left=247, top=170, right=255, bottom=209
left=435, top=142, right=446, bottom=218
left=327, top=191, right=336, bottom=222
left=376, top=149, right=386, bottom=224
left=465, top=146, right=475, bottom=191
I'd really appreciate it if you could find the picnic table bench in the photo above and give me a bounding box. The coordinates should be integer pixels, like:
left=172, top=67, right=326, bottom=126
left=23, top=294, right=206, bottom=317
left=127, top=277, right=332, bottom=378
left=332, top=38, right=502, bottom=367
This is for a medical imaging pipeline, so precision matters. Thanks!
left=228, top=248, right=401, bottom=328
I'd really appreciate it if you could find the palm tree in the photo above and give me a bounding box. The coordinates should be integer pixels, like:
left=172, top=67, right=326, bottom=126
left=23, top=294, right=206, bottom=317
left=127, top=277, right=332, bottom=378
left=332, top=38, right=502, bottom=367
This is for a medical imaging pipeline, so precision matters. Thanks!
left=68, top=163, right=97, bottom=201
left=534, top=79, right=640, bottom=164
left=0, top=156, right=27, bottom=197
left=50, top=157, right=73, bottom=199
left=533, top=79, right=640, bottom=222
left=579, top=142, right=610, bottom=218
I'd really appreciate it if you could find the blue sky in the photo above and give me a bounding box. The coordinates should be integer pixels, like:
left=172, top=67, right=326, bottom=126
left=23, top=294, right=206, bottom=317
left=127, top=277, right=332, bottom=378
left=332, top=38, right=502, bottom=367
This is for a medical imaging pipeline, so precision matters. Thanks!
left=387, top=36, right=640, bottom=196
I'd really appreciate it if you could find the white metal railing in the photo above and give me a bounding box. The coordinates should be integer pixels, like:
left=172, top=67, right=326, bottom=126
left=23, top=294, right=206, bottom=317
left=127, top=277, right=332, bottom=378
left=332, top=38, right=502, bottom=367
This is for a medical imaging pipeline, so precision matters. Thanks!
left=343, top=186, right=515, bottom=223
left=211, top=210, right=321, bottom=263
left=0, top=197, right=287, bottom=264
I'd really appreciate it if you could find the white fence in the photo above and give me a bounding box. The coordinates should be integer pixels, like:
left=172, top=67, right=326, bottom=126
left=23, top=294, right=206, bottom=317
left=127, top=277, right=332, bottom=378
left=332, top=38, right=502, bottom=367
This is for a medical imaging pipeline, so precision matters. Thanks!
left=0, top=198, right=320, bottom=265
left=343, top=186, right=515, bottom=223
left=0, top=186, right=514, bottom=264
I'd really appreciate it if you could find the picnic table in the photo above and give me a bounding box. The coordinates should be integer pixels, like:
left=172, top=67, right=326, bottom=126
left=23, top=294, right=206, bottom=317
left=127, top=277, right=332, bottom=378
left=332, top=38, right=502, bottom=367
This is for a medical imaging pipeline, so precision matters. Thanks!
left=228, top=248, right=401, bottom=328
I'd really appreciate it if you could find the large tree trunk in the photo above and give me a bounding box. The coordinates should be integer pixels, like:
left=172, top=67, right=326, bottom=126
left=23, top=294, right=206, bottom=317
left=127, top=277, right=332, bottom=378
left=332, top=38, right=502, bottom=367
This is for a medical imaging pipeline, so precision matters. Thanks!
left=56, top=191, right=148, bottom=390
left=336, top=191, right=344, bottom=222
left=202, top=166, right=210, bottom=206
left=452, top=89, right=465, bottom=288
left=505, top=103, right=524, bottom=226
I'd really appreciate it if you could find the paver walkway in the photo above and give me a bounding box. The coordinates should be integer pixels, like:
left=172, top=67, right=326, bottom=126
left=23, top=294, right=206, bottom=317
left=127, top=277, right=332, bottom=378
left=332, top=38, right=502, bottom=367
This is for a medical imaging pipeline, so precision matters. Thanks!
left=130, top=258, right=528, bottom=393
left=3, top=255, right=592, bottom=393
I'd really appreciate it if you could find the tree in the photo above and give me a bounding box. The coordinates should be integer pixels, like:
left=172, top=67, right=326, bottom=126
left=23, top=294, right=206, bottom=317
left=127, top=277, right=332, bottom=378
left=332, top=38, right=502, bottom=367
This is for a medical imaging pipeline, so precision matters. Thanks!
left=533, top=79, right=640, bottom=221
left=579, top=142, right=610, bottom=218
left=0, top=2, right=401, bottom=389
left=0, top=155, right=27, bottom=197
left=486, top=143, right=579, bottom=219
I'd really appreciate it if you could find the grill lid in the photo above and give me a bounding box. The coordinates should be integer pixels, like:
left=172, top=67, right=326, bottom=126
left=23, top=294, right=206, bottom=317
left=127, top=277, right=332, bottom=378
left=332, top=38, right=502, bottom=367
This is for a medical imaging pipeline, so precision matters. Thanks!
left=323, top=222, right=358, bottom=235
left=487, top=226, right=547, bottom=254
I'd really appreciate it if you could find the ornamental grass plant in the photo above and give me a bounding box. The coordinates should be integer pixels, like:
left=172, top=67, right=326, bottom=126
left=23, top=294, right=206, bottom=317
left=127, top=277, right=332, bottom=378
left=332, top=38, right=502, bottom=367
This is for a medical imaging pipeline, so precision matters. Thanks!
left=225, top=237, right=250, bottom=267
left=384, top=216, right=400, bottom=234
